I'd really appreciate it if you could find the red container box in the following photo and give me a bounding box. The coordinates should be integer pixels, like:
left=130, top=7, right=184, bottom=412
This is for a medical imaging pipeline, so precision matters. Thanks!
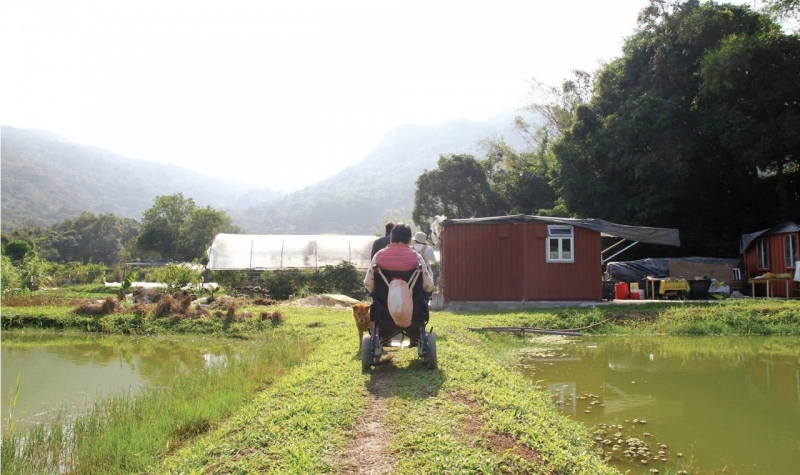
left=615, top=282, right=629, bottom=300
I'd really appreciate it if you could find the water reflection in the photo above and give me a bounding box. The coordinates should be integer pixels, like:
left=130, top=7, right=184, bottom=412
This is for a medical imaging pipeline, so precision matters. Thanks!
left=518, top=336, right=800, bottom=475
left=1, top=333, right=238, bottom=431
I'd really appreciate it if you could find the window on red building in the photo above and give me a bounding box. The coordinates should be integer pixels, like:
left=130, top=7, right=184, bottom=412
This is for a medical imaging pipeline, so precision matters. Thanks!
left=757, top=239, right=769, bottom=269
left=785, top=234, right=798, bottom=268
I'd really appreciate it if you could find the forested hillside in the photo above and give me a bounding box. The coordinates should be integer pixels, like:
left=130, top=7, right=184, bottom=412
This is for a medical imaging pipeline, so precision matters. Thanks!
left=2, top=112, right=530, bottom=235
left=1, top=127, right=283, bottom=230
left=233, top=111, right=533, bottom=234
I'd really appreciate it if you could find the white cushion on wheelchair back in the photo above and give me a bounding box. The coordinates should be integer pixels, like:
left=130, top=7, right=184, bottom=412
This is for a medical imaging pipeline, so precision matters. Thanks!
left=387, top=278, right=413, bottom=328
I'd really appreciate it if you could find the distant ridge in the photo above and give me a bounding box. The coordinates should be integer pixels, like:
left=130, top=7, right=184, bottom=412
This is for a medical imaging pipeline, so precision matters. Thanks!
left=0, top=126, right=284, bottom=230
left=233, top=110, right=535, bottom=234
left=2, top=111, right=534, bottom=233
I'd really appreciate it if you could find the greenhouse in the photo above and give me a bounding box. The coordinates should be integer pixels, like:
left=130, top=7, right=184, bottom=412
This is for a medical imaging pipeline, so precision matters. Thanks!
left=206, top=234, right=378, bottom=270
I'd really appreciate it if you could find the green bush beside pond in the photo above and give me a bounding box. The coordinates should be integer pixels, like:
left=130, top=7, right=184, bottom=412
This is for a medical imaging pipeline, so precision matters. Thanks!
left=4, top=297, right=799, bottom=336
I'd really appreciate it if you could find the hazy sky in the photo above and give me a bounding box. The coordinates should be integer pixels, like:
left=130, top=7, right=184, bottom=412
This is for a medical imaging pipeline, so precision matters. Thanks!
left=0, top=0, right=759, bottom=191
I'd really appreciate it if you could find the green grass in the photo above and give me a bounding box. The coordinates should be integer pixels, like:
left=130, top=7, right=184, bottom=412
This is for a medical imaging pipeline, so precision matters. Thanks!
left=446, top=299, right=800, bottom=336
left=158, top=310, right=615, bottom=474
left=158, top=310, right=368, bottom=473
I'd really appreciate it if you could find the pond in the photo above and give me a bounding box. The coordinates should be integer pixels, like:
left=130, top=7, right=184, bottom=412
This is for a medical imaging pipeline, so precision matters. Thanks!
left=518, top=335, right=800, bottom=475
left=1, top=332, right=240, bottom=432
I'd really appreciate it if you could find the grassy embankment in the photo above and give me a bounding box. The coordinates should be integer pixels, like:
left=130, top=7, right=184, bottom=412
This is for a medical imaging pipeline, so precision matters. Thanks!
left=2, top=293, right=798, bottom=474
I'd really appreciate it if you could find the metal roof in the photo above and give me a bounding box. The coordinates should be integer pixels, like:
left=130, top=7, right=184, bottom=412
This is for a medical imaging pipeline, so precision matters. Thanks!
left=442, top=215, right=680, bottom=247
left=740, top=221, right=800, bottom=253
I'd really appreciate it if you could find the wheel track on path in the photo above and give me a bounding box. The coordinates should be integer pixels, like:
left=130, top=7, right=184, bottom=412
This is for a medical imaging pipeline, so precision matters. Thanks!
left=332, top=355, right=399, bottom=474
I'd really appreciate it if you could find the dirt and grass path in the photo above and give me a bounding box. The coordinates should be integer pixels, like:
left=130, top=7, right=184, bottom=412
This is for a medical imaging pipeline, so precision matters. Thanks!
left=157, top=310, right=615, bottom=474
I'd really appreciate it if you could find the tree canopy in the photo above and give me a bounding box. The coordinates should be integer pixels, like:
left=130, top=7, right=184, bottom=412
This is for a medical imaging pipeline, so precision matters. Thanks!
left=39, top=212, right=141, bottom=265
left=761, top=0, right=800, bottom=19
left=412, top=154, right=502, bottom=232
left=412, top=147, right=559, bottom=233
left=413, top=0, right=799, bottom=257
left=552, top=0, right=799, bottom=255
left=138, top=193, right=242, bottom=262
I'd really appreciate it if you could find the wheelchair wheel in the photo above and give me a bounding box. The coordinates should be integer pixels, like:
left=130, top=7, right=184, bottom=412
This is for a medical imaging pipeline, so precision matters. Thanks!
left=425, top=333, right=438, bottom=370
left=361, top=335, right=373, bottom=370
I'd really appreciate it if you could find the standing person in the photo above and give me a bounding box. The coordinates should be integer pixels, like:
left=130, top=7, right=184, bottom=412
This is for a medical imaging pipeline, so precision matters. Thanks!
left=413, top=231, right=438, bottom=283
left=371, top=221, right=395, bottom=258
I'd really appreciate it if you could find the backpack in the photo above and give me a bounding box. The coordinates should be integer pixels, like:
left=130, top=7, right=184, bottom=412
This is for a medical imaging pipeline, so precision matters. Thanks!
left=376, top=266, right=421, bottom=328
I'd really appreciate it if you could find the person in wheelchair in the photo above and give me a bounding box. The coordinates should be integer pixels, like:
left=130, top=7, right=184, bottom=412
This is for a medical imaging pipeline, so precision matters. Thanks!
left=364, top=222, right=435, bottom=348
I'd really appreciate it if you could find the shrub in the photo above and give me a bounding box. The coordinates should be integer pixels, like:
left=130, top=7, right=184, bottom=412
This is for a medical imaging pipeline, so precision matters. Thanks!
left=316, top=261, right=368, bottom=300
left=211, top=270, right=248, bottom=295
left=84, top=263, right=107, bottom=283
left=1, top=256, right=22, bottom=296
left=262, top=269, right=308, bottom=300
left=19, top=255, right=56, bottom=291
left=153, top=264, right=202, bottom=293
left=260, top=262, right=367, bottom=301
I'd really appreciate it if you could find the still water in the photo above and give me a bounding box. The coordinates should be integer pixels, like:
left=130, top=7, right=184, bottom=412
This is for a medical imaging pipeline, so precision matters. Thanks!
left=1, top=332, right=237, bottom=432
left=518, top=336, right=800, bottom=475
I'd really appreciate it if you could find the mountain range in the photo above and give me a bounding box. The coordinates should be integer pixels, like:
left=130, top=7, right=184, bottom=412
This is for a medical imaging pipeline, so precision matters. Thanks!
left=1, top=112, right=531, bottom=234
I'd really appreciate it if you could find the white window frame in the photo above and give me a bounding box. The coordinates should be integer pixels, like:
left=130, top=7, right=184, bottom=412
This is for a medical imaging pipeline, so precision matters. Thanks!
left=785, top=234, right=798, bottom=268
left=546, top=225, right=574, bottom=263
left=756, top=238, right=769, bottom=269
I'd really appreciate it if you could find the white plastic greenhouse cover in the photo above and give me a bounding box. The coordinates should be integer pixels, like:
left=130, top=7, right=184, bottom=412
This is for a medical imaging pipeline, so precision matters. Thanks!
left=206, top=234, right=378, bottom=270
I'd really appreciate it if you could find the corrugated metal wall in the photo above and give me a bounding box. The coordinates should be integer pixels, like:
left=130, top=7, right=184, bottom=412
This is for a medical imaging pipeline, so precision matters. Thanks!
left=442, top=223, right=603, bottom=301
left=743, top=232, right=799, bottom=297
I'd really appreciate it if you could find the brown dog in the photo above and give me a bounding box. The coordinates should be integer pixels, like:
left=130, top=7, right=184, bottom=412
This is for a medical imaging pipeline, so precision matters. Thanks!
left=352, top=302, right=371, bottom=347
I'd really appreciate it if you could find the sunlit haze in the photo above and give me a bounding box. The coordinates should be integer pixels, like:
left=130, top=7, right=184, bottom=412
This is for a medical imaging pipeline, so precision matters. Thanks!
left=0, top=0, right=758, bottom=191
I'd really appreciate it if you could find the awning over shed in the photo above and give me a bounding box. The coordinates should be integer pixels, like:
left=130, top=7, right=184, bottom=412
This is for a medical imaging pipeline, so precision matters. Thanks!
left=740, top=221, right=800, bottom=253
left=441, top=215, right=680, bottom=247
left=206, top=234, right=377, bottom=270
left=607, top=257, right=741, bottom=282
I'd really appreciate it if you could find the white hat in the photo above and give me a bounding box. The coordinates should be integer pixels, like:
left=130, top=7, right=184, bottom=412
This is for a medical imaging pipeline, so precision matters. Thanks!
left=413, top=232, right=427, bottom=244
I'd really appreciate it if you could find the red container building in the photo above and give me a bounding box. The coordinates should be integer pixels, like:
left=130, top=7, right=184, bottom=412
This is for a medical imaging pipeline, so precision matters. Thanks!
left=740, top=221, right=800, bottom=298
left=439, top=215, right=680, bottom=303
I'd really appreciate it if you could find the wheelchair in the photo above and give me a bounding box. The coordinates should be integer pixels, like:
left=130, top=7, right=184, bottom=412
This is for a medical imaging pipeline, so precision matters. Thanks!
left=361, top=264, right=438, bottom=370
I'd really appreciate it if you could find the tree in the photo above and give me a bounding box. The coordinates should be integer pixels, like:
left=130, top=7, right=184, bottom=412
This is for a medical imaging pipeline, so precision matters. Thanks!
left=39, top=212, right=140, bottom=265
left=412, top=154, right=502, bottom=232
left=552, top=0, right=799, bottom=255
left=3, top=239, right=32, bottom=264
left=761, top=0, right=799, bottom=19
left=138, top=194, right=196, bottom=260
left=138, top=194, right=240, bottom=261
left=697, top=30, right=800, bottom=220
left=479, top=138, right=559, bottom=216
left=178, top=207, right=242, bottom=263
left=515, top=70, right=594, bottom=147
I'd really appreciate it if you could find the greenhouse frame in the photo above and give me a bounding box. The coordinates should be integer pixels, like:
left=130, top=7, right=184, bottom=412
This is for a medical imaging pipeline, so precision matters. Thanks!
left=206, top=234, right=378, bottom=270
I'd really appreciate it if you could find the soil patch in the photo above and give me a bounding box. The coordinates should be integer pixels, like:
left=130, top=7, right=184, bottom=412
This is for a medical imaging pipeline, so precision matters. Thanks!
left=329, top=364, right=398, bottom=474
left=448, top=393, right=541, bottom=465
left=282, top=294, right=361, bottom=308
